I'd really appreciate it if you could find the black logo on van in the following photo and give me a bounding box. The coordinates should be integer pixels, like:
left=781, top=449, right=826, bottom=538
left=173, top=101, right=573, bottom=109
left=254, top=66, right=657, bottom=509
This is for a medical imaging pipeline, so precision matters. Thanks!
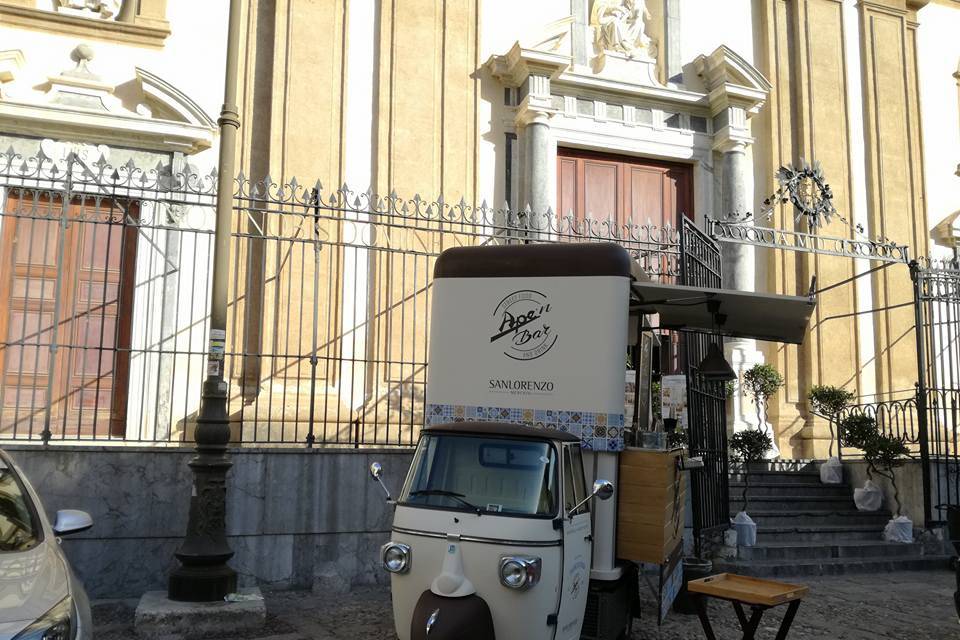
left=490, top=290, right=558, bottom=361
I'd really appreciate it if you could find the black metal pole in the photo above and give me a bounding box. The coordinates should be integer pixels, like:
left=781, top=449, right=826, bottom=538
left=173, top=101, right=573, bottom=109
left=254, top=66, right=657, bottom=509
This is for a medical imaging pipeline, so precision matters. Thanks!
left=168, top=0, right=242, bottom=602
left=910, top=260, right=933, bottom=528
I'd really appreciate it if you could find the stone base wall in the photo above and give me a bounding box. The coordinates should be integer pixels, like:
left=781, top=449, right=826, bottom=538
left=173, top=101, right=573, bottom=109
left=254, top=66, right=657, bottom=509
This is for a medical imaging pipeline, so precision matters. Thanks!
left=6, top=445, right=413, bottom=598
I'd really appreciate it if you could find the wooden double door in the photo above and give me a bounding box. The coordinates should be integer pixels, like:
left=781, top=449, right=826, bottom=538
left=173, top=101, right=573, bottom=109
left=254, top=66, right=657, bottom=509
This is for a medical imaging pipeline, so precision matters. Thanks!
left=558, top=148, right=694, bottom=374
left=557, top=147, right=694, bottom=227
left=0, top=194, right=137, bottom=437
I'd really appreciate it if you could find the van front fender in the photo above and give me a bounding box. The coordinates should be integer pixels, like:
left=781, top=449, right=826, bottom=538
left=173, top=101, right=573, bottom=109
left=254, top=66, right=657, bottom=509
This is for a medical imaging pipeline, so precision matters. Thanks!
left=410, top=590, right=496, bottom=640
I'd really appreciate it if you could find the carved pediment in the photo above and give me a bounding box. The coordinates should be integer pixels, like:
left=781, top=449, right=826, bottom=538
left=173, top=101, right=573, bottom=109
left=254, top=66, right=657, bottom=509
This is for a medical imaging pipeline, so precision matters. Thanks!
left=932, top=209, right=960, bottom=249
left=0, top=46, right=215, bottom=153
left=693, top=45, right=771, bottom=116
left=694, top=45, right=771, bottom=95
left=135, top=68, right=216, bottom=128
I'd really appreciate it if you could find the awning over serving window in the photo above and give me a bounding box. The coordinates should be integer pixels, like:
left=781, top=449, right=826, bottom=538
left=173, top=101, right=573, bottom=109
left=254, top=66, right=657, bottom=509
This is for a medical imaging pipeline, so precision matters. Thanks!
left=630, top=280, right=816, bottom=345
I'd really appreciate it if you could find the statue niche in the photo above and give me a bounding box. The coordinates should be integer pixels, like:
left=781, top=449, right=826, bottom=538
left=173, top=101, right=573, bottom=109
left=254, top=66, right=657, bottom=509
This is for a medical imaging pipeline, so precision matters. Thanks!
left=56, top=0, right=123, bottom=20
left=591, top=0, right=657, bottom=61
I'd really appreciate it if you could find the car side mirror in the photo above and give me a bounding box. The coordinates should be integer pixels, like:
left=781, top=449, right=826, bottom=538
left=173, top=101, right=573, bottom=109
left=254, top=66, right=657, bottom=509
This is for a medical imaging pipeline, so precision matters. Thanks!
left=369, top=462, right=392, bottom=502
left=53, top=510, right=93, bottom=536
left=569, top=479, right=615, bottom=518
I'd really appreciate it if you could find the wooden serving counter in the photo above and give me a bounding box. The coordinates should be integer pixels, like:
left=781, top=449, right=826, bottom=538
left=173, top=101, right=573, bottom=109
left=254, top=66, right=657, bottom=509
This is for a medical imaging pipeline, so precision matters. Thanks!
left=616, top=447, right=685, bottom=564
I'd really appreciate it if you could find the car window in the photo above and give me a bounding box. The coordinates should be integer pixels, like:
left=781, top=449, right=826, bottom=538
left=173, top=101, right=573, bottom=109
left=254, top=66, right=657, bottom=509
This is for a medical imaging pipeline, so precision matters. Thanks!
left=0, top=464, right=40, bottom=552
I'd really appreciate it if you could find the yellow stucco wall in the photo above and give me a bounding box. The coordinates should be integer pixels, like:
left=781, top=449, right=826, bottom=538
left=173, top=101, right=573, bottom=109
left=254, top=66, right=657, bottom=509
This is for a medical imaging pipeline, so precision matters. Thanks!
left=757, top=0, right=931, bottom=458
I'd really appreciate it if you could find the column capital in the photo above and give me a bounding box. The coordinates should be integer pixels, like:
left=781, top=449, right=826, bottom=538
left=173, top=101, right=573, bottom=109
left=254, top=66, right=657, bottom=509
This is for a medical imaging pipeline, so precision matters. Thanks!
left=515, top=98, right=555, bottom=127
left=713, top=130, right=752, bottom=154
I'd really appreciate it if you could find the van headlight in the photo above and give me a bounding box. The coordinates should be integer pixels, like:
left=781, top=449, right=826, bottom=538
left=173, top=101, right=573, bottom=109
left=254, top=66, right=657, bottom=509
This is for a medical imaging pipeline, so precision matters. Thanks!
left=13, top=595, right=72, bottom=640
left=499, top=556, right=541, bottom=590
left=381, top=542, right=411, bottom=574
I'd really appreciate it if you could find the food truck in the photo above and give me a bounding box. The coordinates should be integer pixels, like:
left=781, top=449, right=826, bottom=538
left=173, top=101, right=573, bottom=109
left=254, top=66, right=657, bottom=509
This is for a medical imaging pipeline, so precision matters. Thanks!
left=369, top=242, right=815, bottom=640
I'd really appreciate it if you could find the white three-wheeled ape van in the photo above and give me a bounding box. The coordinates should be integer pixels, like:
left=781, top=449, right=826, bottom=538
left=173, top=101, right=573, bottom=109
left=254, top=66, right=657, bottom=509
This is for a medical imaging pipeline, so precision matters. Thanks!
left=369, top=242, right=815, bottom=640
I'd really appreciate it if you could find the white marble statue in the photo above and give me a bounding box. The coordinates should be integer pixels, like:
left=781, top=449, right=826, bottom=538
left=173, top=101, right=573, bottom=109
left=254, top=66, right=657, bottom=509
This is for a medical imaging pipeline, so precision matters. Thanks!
left=591, top=0, right=653, bottom=58
left=57, top=0, right=122, bottom=19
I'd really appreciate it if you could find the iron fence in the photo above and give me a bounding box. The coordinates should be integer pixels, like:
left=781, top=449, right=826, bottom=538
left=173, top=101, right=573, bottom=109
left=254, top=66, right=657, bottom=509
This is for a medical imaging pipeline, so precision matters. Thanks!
left=0, top=150, right=684, bottom=446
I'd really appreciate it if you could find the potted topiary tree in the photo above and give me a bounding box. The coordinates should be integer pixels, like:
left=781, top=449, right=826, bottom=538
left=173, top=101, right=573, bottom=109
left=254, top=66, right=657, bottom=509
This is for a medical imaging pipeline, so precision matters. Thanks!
left=729, top=429, right=773, bottom=546
left=839, top=413, right=913, bottom=540
left=868, top=433, right=910, bottom=519
left=741, top=363, right=784, bottom=459
left=808, top=385, right=855, bottom=483
left=808, top=385, right=855, bottom=457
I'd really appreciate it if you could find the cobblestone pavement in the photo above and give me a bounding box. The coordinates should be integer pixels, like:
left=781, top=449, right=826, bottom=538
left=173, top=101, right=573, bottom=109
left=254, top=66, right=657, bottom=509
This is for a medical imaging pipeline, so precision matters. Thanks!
left=95, top=570, right=958, bottom=639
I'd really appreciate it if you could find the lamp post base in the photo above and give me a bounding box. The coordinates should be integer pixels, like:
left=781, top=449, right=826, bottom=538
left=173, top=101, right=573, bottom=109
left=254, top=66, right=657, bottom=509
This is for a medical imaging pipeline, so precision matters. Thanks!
left=169, top=564, right=238, bottom=603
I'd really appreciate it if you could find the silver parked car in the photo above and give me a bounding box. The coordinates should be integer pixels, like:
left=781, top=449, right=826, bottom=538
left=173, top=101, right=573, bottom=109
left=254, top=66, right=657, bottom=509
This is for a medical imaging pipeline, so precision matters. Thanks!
left=0, top=450, right=92, bottom=640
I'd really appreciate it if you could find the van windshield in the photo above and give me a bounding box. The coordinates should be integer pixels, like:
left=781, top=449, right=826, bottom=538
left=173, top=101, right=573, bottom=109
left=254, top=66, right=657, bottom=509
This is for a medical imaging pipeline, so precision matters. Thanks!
left=400, top=434, right=558, bottom=517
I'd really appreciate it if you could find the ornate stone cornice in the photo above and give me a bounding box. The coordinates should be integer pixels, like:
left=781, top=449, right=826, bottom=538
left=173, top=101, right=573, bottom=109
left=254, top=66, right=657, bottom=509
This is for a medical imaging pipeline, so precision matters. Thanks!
left=0, top=1, right=169, bottom=48
left=485, top=42, right=569, bottom=87
left=0, top=50, right=24, bottom=97
left=693, top=45, right=771, bottom=116
left=932, top=209, right=960, bottom=249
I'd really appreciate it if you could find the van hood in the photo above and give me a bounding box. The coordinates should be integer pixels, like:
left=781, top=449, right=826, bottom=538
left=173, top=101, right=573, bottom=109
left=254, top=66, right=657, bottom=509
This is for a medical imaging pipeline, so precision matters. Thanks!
left=0, top=539, right=69, bottom=633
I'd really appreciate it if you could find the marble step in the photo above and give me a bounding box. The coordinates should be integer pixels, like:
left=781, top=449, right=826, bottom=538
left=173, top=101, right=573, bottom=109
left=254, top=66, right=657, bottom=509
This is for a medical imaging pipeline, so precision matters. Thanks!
left=729, top=470, right=822, bottom=485
left=754, top=524, right=888, bottom=543
left=730, top=495, right=857, bottom=512
left=735, top=540, right=924, bottom=562
left=728, top=482, right=852, bottom=497
left=736, top=509, right=892, bottom=527
left=713, top=555, right=951, bottom=578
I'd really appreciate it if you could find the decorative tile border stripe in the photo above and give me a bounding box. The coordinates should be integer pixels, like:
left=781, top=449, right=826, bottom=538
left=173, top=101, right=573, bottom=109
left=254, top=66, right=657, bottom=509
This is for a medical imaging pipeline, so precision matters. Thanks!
left=426, top=403, right=625, bottom=452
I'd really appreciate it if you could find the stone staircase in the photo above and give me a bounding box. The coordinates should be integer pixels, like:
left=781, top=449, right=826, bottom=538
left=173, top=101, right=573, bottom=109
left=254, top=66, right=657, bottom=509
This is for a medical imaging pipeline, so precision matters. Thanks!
left=715, top=462, right=950, bottom=577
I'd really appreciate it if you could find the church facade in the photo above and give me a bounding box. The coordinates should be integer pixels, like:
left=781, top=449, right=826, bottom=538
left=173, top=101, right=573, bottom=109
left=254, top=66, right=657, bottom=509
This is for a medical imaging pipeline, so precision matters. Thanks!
left=0, top=0, right=958, bottom=458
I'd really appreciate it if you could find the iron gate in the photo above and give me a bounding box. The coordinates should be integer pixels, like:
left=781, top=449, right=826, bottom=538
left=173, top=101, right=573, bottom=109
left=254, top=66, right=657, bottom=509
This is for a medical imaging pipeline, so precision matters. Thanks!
left=913, top=259, right=960, bottom=526
left=678, top=217, right=729, bottom=554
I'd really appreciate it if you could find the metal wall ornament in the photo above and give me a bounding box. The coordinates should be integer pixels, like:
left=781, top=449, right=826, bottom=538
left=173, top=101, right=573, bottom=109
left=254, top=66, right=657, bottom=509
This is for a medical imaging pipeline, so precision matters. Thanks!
left=770, top=161, right=837, bottom=230
left=712, top=160, right=910, bottom=263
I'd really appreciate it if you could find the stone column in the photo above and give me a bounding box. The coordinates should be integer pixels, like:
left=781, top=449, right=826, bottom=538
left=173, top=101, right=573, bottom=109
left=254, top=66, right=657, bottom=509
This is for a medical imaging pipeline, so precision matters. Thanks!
left=716, top=138, right=778, bottom=456
left=515, top=72, right=556, bottom=238
left=525, top=113, right=551, bottom=218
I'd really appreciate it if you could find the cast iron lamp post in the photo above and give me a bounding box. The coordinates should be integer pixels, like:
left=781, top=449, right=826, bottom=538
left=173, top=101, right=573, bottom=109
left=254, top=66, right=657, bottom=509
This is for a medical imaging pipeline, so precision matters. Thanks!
left=167, top=0, right=242, bottom=602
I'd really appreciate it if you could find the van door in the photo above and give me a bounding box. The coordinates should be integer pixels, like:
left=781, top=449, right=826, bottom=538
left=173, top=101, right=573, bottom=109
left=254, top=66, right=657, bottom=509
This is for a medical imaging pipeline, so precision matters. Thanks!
left=554, top=444, right=592, bottom=640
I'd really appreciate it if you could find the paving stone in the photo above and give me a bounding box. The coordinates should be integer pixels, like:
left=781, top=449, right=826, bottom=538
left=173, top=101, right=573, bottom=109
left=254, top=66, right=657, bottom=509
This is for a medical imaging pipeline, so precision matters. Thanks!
left=95, top=570, right=958, bottom=639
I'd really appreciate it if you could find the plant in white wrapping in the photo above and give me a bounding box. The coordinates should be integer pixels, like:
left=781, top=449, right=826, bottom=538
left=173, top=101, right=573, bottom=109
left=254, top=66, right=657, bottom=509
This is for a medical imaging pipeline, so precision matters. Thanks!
left=840, top=413, right=910, bottom=516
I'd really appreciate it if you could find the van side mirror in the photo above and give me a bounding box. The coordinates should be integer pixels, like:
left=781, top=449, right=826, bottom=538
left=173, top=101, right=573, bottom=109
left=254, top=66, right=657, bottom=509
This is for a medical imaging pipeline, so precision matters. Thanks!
left=593, top=479, right=614, bottom=501
left=369, top=462, right=392, bottom=502
left=569, top=479, right=615, bottom=518
left=53, top=509, right=93, bottom=536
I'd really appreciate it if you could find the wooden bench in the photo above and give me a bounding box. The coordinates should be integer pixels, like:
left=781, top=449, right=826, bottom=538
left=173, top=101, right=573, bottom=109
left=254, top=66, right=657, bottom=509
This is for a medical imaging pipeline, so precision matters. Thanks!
left=687, top=573, right=809, bottom=640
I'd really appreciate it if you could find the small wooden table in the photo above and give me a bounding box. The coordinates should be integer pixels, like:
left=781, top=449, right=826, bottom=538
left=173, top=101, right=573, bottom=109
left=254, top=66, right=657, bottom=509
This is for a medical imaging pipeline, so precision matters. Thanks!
left=687, top=573, right=809, bottom=640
